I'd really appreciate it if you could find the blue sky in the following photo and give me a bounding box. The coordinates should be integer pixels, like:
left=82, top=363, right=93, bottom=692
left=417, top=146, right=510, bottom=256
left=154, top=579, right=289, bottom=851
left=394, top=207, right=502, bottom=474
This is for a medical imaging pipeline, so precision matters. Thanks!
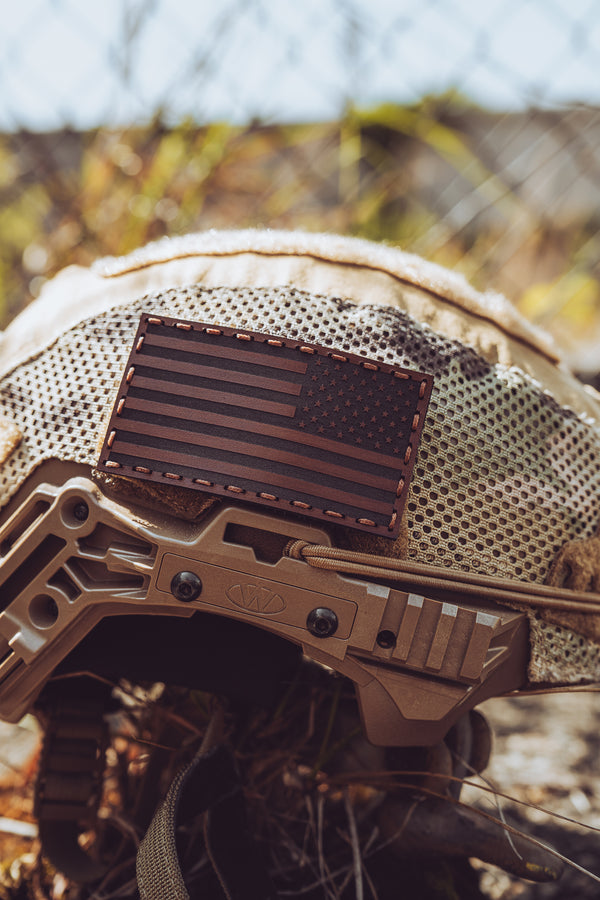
left=1, top=0, right=599, bottom=129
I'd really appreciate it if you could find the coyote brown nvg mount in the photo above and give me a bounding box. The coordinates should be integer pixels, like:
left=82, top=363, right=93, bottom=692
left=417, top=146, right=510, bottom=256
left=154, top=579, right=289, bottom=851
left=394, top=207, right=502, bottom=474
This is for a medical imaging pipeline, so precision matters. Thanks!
left=0, top=464, right=530, bottom=746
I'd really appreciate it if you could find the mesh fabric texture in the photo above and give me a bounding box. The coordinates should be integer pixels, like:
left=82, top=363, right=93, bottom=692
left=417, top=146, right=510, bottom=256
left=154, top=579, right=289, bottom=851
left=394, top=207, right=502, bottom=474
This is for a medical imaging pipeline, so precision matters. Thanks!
left=1, top=282, right=600, bottom=683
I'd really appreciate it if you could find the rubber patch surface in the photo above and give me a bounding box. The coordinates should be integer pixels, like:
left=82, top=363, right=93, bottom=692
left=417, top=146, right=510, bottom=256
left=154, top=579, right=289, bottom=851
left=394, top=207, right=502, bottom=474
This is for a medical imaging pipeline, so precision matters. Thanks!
left=99, top=314, right=433, bottom=537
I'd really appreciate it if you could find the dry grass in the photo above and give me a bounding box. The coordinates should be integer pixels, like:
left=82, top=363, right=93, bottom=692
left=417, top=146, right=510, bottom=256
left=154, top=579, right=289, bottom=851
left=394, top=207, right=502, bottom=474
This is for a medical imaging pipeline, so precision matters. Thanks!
left=2, top=100, right=600, bottom=373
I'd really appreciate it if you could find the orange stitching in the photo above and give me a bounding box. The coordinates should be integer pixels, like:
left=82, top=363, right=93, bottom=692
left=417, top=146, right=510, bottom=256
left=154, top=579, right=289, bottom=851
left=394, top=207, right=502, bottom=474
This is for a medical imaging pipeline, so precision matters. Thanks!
left=116, top=398, right=125, bottom=415
left=107, top=430, right=116, bottom=448
left=267, top=339, right=284, bottom=347
left=419, top=380, right=428, bottom=398
left=205, top=327, right=222, bottom=335
left=147, top=316, right=163, bottom=325
left=176, top=322, right=192, bottom=331
left=404, top=445, right=412, bottom=464
left=126, top=366, right=135, bottom=383
left=299, top=346, right=315, bottom=354
left=330, top=353, right=347, bottom=362
left=411, top=413, right=420, bottom=431
left=393, top=371, right=410, bottom=380
left=362, top=362, right=378, bottom=371
left=116, top=461, right=396, bottom=535
left=135, top=335, right=145, bottom=352
left=235, top=333, right=252, bottom=341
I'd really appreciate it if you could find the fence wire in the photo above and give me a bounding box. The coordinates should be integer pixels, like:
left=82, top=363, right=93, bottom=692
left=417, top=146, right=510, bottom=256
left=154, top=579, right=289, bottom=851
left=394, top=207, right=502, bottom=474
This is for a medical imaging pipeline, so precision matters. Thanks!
left=1, top=0, right=600, bottom=374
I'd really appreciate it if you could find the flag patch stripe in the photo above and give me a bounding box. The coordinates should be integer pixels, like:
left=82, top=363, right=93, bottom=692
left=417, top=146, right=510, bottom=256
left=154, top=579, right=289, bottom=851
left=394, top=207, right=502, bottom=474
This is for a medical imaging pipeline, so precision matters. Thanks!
left=122, top=395, right=407, bottom=470
left=111, top=439, right=391, bottom=513
left=143, top=331, right=308, bottom=373
left=131, top=375, right=297, bottom=417
left=137, top=353, right=303, bottom=395
left=113, top=419, right=397, bottom=492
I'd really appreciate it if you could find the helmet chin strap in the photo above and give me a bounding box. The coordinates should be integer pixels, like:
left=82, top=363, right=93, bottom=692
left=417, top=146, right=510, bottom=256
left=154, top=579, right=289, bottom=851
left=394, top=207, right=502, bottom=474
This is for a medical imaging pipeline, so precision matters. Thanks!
left=137, top=706, right=276, bottom=900
left=34, top=677, right=113, bottom=883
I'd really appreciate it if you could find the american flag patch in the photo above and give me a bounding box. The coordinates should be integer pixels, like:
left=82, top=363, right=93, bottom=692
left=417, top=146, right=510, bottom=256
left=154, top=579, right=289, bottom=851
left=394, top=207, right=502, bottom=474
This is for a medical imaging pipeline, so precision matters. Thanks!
left=99, top=315, right=433, bottom=537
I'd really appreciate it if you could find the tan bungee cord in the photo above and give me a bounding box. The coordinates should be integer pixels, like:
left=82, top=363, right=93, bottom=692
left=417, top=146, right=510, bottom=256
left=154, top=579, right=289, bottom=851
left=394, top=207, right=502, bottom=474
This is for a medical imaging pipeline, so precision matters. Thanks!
left=0, top=229, right=599, bottom=892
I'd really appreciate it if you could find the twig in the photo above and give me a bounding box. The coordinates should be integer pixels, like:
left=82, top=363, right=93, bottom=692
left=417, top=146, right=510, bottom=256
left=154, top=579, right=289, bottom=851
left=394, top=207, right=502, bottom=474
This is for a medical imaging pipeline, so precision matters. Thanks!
left=328, top=768, right=600, bottom=835
left=373, top=781, right=600, bottom=885
left=0, top=816, right=37, bottom=838
left=344, top=789, right=364, bottom=900
left=316, top=794, right=331, bottom=899
left=361, top=864, right=379, bottom=900
left=451, top=749, right=523, bottom=862
left=311, top=682, right=342, bottom=777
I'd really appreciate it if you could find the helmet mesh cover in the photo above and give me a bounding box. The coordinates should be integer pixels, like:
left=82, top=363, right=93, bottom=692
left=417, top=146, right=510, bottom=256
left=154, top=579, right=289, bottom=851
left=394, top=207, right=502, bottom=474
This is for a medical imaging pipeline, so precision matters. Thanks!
left=1, top=284, right=600, bottom=682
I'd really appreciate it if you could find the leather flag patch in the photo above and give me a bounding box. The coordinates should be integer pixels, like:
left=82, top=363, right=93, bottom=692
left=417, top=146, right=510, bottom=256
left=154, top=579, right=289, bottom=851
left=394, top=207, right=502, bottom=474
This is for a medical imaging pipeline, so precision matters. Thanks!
left=99, top=315, right=433, bottom=537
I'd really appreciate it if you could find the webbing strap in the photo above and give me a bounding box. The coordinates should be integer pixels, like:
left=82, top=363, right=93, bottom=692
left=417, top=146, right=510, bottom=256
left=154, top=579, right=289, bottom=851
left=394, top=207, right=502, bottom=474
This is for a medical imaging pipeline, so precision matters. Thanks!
left=137, top=743, right=275, bottom=900
left=35, top=681, right=111, bottom=882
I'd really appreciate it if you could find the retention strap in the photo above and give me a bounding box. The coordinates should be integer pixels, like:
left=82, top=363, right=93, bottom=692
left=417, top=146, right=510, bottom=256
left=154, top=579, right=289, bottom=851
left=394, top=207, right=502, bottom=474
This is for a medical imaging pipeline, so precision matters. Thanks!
left=137, top=718, right=275, bottom=900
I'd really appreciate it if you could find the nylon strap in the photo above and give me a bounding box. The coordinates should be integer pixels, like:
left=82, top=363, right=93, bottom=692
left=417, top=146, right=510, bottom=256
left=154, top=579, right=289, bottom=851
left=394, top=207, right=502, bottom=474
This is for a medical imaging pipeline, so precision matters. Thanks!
left=35, top=680, right=111, bottom=882
left=137, top=739, right=275, bottom=900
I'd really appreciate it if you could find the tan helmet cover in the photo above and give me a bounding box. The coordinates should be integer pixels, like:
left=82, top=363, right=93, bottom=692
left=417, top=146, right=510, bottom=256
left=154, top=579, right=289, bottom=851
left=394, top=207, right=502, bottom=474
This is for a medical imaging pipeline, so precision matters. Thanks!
left=1, top=229, right=600, bottom=684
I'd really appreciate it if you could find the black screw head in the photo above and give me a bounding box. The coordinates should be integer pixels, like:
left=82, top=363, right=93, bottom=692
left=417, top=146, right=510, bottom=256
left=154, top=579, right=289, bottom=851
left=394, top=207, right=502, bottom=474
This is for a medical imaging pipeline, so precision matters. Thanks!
left=73, top=501, right=89, bottom=522
left=307, top=607, right=338, bottom=638
left=171, top=571, right=202, bottom=602
left=376, top=629, right=396, bottom=649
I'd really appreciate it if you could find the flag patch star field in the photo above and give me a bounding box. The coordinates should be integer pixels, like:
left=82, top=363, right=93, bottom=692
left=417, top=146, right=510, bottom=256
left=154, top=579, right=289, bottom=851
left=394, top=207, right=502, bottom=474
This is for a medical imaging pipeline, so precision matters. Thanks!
left=99, top=315, right=434, bottom=537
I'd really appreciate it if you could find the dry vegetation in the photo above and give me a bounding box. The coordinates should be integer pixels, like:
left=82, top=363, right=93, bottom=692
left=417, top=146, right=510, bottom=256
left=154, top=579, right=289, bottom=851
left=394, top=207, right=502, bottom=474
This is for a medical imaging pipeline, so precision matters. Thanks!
left=1, top=679, right=600, bottom=899
left=2, top=98, right=600, bottom=373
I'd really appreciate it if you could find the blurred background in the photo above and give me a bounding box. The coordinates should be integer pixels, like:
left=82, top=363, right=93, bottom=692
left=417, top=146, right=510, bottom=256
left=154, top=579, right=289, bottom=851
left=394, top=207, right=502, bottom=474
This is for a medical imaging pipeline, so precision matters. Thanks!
left=2, top=0, right=600, bottom=377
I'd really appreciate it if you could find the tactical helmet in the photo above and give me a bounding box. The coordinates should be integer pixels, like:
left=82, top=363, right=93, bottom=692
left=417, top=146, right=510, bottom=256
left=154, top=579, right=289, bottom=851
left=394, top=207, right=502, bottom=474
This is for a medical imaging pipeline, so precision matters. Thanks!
left=0, top=229, right=598, bottom=892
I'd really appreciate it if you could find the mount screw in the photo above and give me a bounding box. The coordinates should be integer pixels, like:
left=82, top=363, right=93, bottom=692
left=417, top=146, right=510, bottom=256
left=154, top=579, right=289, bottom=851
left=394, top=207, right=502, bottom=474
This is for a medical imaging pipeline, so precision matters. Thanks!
left=307, top=607, right=338, bottom=638
left=376, top=629, right=396, bottom=649
left=73, top=501, right=89, bottom=522
left=171, top=571, right=202, bottom=602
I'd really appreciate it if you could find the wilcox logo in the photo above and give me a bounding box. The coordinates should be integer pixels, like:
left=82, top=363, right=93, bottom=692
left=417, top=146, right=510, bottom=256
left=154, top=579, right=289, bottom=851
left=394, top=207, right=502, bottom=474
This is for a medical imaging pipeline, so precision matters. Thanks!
left=226, top=583, right=286, bottom=614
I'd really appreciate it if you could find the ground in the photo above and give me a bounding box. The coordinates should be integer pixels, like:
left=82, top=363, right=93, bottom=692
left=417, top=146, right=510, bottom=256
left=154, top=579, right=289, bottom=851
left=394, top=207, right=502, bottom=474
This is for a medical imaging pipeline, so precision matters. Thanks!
left=0, top=689, right=598, bottom=898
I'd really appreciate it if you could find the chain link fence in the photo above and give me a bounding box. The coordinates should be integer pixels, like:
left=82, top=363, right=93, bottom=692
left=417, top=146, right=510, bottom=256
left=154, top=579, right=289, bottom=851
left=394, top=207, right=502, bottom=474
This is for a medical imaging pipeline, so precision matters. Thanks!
left=2, top=0, right=600, bottom=372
